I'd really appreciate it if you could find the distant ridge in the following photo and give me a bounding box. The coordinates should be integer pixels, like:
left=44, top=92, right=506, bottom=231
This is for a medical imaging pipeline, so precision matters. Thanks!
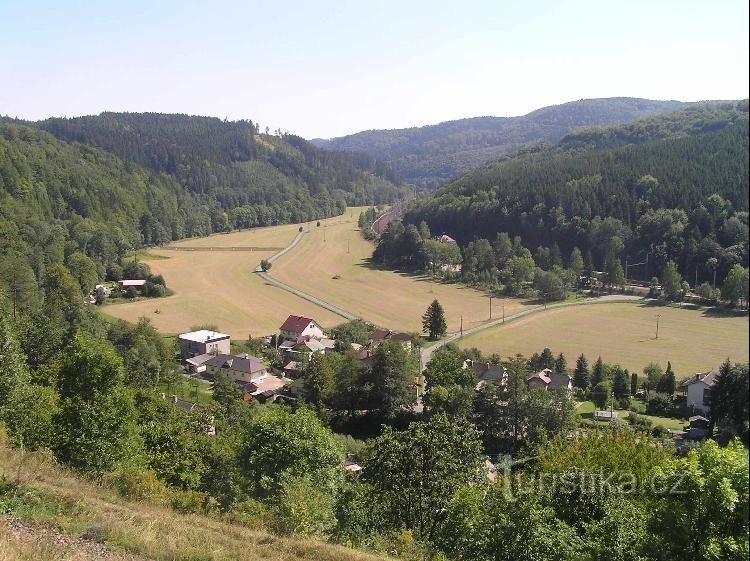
left=312, top=97, right=690, bottom=187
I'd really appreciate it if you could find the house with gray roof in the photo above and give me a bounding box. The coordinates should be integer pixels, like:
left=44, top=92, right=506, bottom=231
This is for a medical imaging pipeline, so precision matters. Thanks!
left=204, top=353, right=268, bottom=383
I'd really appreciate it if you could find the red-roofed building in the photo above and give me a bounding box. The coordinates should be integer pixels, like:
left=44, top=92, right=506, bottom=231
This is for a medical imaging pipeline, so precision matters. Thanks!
left=279, top=315, right=324, bottom=342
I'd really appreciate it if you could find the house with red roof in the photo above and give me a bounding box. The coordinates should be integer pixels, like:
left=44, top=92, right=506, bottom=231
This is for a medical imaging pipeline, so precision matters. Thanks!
left=279, top=315, right=324, bottom=343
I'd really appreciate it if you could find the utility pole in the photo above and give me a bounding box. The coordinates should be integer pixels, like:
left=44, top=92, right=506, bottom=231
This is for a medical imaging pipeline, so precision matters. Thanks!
left=655, top=313, right=662, bottom=340
left=625, top=256, right=629, bottom=283
left=489, top=295, right=493, bottom=319
left=610, top=391, right=614, bottom=421
left=460, top=315, right=463, bottom=337
left=502, top=303, right=505, bottom=324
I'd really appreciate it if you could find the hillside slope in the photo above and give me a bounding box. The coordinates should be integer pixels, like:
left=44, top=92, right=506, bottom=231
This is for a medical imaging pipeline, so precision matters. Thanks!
left=401, top=101, right=748, bottom=283
left=313, top=98, right=688, bottom=187
left=0, top=438, right=388, bottom=561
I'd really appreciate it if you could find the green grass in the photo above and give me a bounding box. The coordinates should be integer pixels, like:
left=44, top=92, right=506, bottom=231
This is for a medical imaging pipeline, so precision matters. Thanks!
left=575, top=400, right=686, bottom=431
left=158, top=376, right=214, bottom=405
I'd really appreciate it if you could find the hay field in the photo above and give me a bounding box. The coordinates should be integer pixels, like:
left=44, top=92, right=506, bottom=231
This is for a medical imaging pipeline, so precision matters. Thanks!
left=459, top=302, right=749, bottom=376
left=103, top=234, right=343, bottom=339
left=271, top=208, right=534, bottom=333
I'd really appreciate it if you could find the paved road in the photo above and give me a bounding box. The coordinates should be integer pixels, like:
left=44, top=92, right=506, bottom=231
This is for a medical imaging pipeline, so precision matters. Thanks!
left=419, top=295, right=643, bottom=372
left=254, top=228, right=360, bottom=321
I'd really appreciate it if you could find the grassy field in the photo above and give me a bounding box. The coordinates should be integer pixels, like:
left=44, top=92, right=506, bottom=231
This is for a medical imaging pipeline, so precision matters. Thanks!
left=459, top=302, right=748, bottom=376
left=271, top=208, right=533, bottom=333
left=103, top=240, right=343, bottom=339
left=0, top=435, right=387, bottom=561
left=105, top=207, right=532, bottom=336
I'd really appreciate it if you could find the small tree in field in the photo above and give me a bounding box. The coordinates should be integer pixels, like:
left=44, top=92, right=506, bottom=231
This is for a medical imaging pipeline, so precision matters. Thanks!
left=260, top=259, right=272, bottom=272
left=422, top=299, right=447, bottom=340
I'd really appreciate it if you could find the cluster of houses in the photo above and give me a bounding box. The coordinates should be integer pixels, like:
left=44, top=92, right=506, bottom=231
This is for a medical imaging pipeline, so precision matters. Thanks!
left=174, top=315, right=415, bottom=407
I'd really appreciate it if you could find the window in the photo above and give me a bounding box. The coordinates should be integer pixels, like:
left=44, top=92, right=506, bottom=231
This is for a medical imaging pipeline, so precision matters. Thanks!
left=702, top=388, right=712, bottom=406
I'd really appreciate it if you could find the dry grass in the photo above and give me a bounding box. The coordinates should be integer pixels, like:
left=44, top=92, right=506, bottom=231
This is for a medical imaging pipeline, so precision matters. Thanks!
left=459, top=301, right=749, bottom=376
left=102, top=249, right=343, bottom=338
left=104, top=207, right=531, bottom=336
left=271, top=209, right=534, bottom=333
left=0, top=440, right=387, bottom=561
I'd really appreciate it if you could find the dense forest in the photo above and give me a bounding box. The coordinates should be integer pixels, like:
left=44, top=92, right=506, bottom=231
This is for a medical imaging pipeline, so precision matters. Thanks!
left=377, top=102, right=749, bottom=298
left=0, top=113, right=406, bottom=299
left=314, top=97, right=688, bottom=187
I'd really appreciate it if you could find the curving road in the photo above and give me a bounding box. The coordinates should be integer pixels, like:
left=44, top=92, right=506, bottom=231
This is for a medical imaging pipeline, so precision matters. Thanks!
left=254, top=229, right=360, bottom=321
left=253, top=216, right=645, bottom=371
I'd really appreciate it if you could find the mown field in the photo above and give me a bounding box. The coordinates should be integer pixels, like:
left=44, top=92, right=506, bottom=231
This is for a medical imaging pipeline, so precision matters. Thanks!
left=459, top=302, right=749, bottom=376
left=271, top=209, right=534, bottom=333
left=103, top=234, right=344, bottom=339
left=105, top=207, right=533, bottom=337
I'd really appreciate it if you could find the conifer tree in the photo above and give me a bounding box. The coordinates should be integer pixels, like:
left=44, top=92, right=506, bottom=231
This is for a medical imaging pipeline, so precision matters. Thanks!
left=422, top=299, right=447, bottom=340
left=574, top=354, right=590, bottom=389
left=591, top=356, right=606, bottom=387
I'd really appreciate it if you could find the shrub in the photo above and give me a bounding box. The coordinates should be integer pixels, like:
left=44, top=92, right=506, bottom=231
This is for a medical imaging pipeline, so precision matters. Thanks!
left=270, top=476, right=336, bottom=538
left=651, top=425, right=669, bottom=438
left=104, top=467, right=170, bottom=504
left=260, top=259, right=272, bottom=272
left=171, top=489, right=210, bottom=514
left=646, top=393, right=677, bottom=417
left=226, top=498, right=270, bottom=530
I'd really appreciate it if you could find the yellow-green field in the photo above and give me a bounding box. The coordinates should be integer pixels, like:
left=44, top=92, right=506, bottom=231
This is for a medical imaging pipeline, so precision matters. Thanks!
left=105, top=207, right=532, bottom=337
left=460, top=302, right=749, bottom=376
left=271, top=209, right=534, bottom=333
left=104, top=242, right=343, bottom=339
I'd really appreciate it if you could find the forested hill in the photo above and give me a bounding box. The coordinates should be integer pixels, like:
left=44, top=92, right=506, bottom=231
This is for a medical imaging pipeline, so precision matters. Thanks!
left=0, top=113, right=402, bottom=291
left=38, top=112, right=402, bottom=210
left=400, top=101, right=749, bottom=286
left=312, top=98, right=689, bottom=187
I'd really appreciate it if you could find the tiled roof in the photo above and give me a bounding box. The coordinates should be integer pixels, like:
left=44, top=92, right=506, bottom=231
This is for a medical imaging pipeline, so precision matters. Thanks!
left=205, top=354, right=267, bottom=375
left=280, top=315, right=318, bottom=334
left=681, top=370, right=720, bottom=388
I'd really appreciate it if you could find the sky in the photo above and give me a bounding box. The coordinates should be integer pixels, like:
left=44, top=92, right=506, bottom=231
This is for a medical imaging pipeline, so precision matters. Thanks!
left=1, top=0, right=748, bottom=138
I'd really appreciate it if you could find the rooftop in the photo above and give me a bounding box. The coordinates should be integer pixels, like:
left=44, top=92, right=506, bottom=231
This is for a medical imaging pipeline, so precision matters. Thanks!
left=178, top=329, right=230, bottom=343
left=280, top=315, right=319, bottom=334
left=205, top=353, right=267, bottom=375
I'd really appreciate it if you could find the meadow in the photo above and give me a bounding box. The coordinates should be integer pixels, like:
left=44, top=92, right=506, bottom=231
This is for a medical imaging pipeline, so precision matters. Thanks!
left=271, top=208, right=534, bottom=333
left=459, top=301, right=749, bottom=376
left=104, top=231, right=344, bottom=339
left=105, top=208, right=532, bottom=337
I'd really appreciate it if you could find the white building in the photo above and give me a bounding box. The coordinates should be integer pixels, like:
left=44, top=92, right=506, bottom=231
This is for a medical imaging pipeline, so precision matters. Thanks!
left=178, top=329, right=231, bottom=359
left=681, top=370, right=719, bottom=415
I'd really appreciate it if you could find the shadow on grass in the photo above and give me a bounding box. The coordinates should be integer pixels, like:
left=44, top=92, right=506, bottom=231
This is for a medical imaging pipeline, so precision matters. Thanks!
left=636, top=299, right=749, bottom=318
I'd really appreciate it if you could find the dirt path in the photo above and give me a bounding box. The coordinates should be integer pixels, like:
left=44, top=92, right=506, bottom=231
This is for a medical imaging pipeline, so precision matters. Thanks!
left=255, top=229, right=360, bottom=321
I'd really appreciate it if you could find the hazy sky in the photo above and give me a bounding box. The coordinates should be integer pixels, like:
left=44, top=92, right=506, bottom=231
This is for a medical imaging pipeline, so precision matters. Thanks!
left=1, top=0, right=748, bottom=138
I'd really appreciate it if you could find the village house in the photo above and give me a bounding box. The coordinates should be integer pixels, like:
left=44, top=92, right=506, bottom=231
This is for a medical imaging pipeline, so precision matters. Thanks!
left=526, top=368, right=573, bottom=392
left=464, top=359, right=508, bottom=390
left=237, top=374, right=287, bottom=403
left=279, top=315, right=324, bottom=343
left=680, top=370, right=718, bottom=415
left=369, top=329, right=413, bottom=350
left=178, top=330, right=231, bottom=359
left=163, top=395, right=216, bottom=436
left=437, top=234, right=457, bottom=244
left=204, top=353, right=268, bottom=383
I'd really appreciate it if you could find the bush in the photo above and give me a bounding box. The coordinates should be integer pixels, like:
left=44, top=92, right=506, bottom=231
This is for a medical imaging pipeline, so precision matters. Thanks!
left=226, top=498, right=270, bottom=530
left=270, top=476, right=336, bottom=538
left=651, top=425, right=669, bottom=438
left=646, top=393, right=677, bottom=417
left=260, top=259, right=272, bottom=272
left=171, top=489, right=210, bottom=514
left=104, top=467, right=170, bottom=503
left=627, top=412, right=653, bottom=432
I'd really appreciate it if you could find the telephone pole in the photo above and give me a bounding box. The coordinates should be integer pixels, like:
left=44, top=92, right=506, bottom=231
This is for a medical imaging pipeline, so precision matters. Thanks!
left=489, top=295, right=493, bottom=319
left=655, top=313, right=662, bottom=340
left=460, top=315, right=463, bottom=337
left=502, top=303, right=505, bottom=324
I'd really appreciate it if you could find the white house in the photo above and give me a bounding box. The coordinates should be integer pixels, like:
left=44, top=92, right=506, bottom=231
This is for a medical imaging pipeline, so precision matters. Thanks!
left=279, top=315, right=324, bottom=342
left=681, top=370, right=719, bottom=415
left=178, top=330, right=231, bottom=359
